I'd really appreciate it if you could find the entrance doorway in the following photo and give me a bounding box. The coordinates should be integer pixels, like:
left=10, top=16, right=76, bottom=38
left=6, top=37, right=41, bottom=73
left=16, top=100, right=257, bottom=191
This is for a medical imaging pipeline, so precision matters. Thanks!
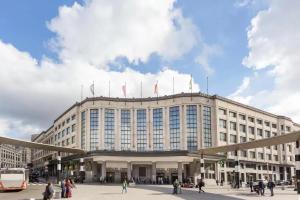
left=106, top=172, right=115, bottom=183
left=121, top=172, right=128, bottom=182
left=171, top=173, right=178, bottom=183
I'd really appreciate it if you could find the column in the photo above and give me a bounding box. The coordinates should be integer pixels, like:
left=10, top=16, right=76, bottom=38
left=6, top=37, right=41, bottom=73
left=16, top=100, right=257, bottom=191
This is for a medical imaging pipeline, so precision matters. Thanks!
left=79, top=158, right=84, bottom=182
left=101, top=162, right=106, bottom=179
left=152, top=162, right=156, bottom=183
left=284, top=166, right=288, bottom=181
left=57, top=153, right=61, bottom=184
left=178, top=162, right=183, bottom=182
left=200, top=154, right=204, bottom=179
left=127, top=162, right=132, bottom=181
left=295, top=140, right=300, bottom=194
left=235, top=151, right=240, bottom=188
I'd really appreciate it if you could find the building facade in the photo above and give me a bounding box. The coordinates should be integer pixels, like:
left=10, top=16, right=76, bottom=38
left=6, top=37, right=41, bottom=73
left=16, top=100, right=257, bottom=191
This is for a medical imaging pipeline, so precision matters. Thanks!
left=31, top=93, right=300, bottom=184
left=0, top=144, right=30, bottom=168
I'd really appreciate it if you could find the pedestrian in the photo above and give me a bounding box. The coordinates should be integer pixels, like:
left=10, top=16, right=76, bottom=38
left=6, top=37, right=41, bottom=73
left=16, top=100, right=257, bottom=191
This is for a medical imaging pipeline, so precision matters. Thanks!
left=216, top=179, right=219, bottom=186
left=43, top=182, right=54, bottom=200
left=198, top=178, right=205, bottom=193
left=249, top=180, right=253, bottom=192
left=267, top=179, right=275, bottom=196
left=220, top=179, right=224, bottom=186
left=258, top=180, right=265, bottom=196
left=122, top=179, right=128, bottom=194
left=173, top=179, right=179, bottom=194
left=60, top=179, right=66, bottom=198
left=65, top=179, right=73, bottom=198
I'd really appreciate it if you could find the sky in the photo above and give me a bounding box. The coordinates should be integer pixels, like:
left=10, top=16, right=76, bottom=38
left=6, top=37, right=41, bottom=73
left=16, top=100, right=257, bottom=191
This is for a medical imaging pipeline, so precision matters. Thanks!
left=0, top=0, right=300, bottom=139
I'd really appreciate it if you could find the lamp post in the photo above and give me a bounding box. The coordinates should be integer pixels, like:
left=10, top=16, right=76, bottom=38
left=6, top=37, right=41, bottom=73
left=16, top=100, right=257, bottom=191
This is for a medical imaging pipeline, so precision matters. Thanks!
left=57, top=152, right=61, bottom=184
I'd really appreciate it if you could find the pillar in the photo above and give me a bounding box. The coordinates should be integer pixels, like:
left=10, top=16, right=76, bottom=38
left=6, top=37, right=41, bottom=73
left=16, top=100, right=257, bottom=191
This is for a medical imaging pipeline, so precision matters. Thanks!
left=235, top=151, right=240, bottom=188
left=57, top=153, right=61, bottom=184
left=200, top=154, right=204, bottom=179
left=178, top=162, right=183, bottom=182
left=295, top=140, right=300, bottom=194
left=101, top=162, right=106, bottom=179
left=79, top=158, right=84, bottom=182
left=152, top=162, right=156, bottom=183
left=127, top=162, right=132, bottom=181
left=284, top=166, right=288, bottom=181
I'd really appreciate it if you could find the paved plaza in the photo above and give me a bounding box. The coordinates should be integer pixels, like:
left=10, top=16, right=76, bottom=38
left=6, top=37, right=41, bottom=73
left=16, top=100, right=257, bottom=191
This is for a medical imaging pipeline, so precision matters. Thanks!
left=0, top=184, right=299, bottom=200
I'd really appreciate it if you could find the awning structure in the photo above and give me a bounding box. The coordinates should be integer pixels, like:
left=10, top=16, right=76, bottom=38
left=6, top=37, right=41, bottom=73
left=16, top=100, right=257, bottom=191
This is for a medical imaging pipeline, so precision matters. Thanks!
left=0, top=136, right=85, bottom=154
left=198, top=130, right=300, bottom=155
left=1, top=130, right=300, bottom=156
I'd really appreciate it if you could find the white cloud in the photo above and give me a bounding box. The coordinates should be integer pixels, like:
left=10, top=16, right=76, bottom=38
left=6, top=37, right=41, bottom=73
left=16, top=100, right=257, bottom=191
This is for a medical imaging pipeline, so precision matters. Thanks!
left=0, top=39, right=199, bottom=139
left=47, top=0, right=199, bottom=66
left=195, top=44, right=221, bottom=75
left=228, top=77, right=253, bottom=104
left=241, top=0, right=300, bottom=122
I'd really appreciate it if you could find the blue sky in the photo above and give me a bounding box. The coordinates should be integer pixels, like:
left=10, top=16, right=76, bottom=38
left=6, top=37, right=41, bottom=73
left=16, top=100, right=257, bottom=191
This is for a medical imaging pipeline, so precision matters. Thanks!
left=0, top=0, right=264, bottom=96
left=1, top=0, right=299, bottom=138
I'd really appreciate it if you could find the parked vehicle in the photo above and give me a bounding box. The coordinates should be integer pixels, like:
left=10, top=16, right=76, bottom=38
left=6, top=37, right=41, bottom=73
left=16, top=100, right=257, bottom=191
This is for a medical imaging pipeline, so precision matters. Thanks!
left=0, top=168, right=29, bottom=191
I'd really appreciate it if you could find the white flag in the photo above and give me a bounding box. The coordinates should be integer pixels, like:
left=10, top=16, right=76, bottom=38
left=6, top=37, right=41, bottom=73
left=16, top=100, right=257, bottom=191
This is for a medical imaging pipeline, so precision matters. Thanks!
left=90, top=82, right=94, bottom=95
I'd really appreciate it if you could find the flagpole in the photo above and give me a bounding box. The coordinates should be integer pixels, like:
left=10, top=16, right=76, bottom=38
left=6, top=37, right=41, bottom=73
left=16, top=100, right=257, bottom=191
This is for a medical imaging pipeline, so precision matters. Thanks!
left=108, top=80, right=111, bottom=105
left=190, top=74, right=193, bottom=101
left=156, top=80, right=158, bottom=104
left=172, top=76, right=175, bottom=102
left=206, top=76, right=209, bottom=95
left=93, top=80, right=95, bottom=105
left=81, top=84, right=83, bottom=106
left=140, top=81, right=143, bottom=105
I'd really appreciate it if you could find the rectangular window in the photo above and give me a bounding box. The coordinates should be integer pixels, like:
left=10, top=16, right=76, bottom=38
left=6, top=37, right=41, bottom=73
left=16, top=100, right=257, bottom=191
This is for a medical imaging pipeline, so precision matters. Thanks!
left=203, top=106, right=212, bottom=147
left=265, top=130, right=270, bottom=138
left=286, top=126, right=291, bottom=132
left=239, top=114, right=246, bottom=120
left=66, top=118, right=70, bottom=124
left=274, top=145, right=278, bottom=150
left=250, top=151, right=256, bottom=159
left=230, top=134, right=237, bottom=143
left=272, top=123, right=277, bottom=129
left=248, top=126, right=255, bottom=135
left=240, top=136, right=246, bottom=143
left=104, top=109, right=115, bottom=150
left=72, top=136, right=75, bottom=144
left=239, top=124, right=246, bottom=133
left=229, top=111, right=236, bottom=118
left=257, top=128, right=263, bottom=136
left=72, top=114, right=76, bottom=120
left=220, top=132, right=227, bottom=142
left=153, top=108, right=163, bottom=151
left=137, top=109, right=147, bottom=151
left=258, top=152, right=264, bottom=160
left=90, top=109, right=99, bottom=151
left=186, top=105, right=197, bottom=151
left=230, top=122, right=237, bottom=131
left=265, top=121, right=270, bottom=127
left=219, top=119, right=227, bottom=128
left=241, top=150, right=247, bottom=157
left=81, top=111, right=86, bottom=149
left=267, top=154, right=272, bottom=160
left=257, top=119, right=262, bottom=125
left=169, top=106, right=180, bottom=150
left=219, top=108, right=226, bottom=115
left=121, top=110, right=131, bottom=150
left=248, top=117, right=254, bottom=123
left=72, top=124, right=76, bottom=132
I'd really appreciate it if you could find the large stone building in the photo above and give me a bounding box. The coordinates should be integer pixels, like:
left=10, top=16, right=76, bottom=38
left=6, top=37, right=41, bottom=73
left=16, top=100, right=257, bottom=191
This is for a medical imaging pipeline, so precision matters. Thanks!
left=0, top=144, right=30, bottom=168
left=31, top=93, right=300, bottom=184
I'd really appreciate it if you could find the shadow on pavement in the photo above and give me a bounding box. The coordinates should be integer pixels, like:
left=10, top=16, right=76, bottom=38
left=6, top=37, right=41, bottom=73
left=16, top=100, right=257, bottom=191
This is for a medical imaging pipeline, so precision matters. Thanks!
left=133, top=185, right=244, bottom=200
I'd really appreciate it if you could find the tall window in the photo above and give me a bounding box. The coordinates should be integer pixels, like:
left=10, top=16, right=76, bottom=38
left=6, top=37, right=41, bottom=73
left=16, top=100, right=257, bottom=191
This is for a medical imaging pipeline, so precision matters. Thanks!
left=90, top=109, right=99, bottom=151
left=186, top=105, right=197, bottom=151
left=104, top=109, right=115, bottom=150
left=153, top=108, right=163, bottom=151
left=81, top=111, right=86, bottom=149
left=137, top=109, right=147, bottom=151
left=203, top=106, right=212, bottom=147
left=121, top=110, right=131, bottom=150
left=169, top=106, right=180, bottom=150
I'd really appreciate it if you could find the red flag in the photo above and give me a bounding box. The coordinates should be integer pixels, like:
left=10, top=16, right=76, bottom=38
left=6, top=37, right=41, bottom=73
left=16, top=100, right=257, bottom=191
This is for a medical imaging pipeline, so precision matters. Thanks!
left=122, top=83, right=126, bottom=97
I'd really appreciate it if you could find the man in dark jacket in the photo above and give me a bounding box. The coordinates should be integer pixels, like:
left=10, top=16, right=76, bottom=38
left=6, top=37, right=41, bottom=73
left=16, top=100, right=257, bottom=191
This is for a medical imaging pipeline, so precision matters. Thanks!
left=258, top=180, right=265, bottom=196
left=267, top=179, right=275, bottom=196
left=198, top=179, right=205, bottom=193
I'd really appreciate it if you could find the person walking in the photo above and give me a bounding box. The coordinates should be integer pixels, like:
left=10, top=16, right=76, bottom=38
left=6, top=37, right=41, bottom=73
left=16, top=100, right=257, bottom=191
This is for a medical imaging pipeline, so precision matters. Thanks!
left=173, top=179, right=179, bottom=194
left=267, top=179, right=275, bottom=196
left=60, top=179, right=66, bottom=198
left=43, top=182, right=54, bottom=200
left=198, top=179, right=205, bottom=193
left=216, top=179, right=219, bottom=186
left=122, top=179, right=128, bottom=194
left=65, top=179, right=73, bottom=198
left=220, top=179, right=224, bottom=186
left=258, top=180, right=265, bottom=196
left=249, top=180, right=253, bottom=192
